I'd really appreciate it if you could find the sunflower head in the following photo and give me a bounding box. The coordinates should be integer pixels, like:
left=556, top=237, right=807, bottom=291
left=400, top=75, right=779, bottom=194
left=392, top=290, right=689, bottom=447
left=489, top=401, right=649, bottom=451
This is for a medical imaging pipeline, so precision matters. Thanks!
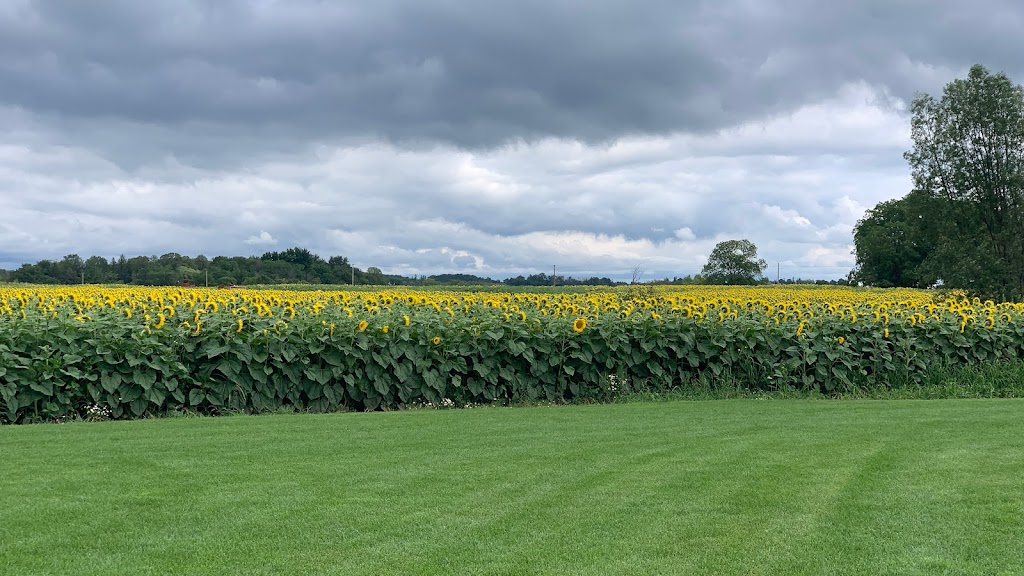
left=403, top=315, right=411, bottom=326
left=357, top=320, right=368, bottom=332
left=572, top=317, right=587, bottom=333
left=432, top=336, right=441, bottom=346
left=382, top=325, right=389, bottom=334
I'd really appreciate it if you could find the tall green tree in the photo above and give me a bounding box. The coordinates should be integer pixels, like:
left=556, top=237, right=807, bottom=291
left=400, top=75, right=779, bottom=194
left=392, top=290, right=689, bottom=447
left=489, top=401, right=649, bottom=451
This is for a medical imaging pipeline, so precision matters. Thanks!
left=852, top=190, right=939, bottom=288
left=701, top=239, right=767, bottom=285
left=903, top=64, right=1024, bottom=298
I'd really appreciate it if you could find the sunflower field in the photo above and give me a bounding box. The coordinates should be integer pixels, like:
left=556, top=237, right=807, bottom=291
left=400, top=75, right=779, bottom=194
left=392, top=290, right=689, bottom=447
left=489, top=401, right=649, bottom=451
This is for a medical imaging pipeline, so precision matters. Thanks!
left=2, top=284, right=1024, bottom=423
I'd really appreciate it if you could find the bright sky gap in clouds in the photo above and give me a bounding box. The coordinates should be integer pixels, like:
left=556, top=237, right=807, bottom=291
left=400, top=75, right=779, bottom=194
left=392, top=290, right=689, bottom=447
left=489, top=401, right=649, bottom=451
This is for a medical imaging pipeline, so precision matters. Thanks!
left=1, top=0, right=1022, bottom=281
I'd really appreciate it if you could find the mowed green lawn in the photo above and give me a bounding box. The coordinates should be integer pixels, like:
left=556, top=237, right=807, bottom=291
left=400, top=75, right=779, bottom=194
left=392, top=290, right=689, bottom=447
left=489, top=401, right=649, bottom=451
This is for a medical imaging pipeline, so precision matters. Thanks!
left=3, top=400, right=1024, bottom=575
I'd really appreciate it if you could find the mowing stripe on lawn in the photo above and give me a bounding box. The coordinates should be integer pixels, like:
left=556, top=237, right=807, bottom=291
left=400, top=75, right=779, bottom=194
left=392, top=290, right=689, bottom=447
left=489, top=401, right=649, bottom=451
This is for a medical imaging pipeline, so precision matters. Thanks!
left=2, top=400, right=1024, bottom=575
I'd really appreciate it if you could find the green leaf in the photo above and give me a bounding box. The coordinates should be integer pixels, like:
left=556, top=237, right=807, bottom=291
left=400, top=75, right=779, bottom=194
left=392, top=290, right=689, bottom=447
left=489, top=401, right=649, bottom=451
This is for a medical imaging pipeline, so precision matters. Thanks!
left=120, top=385, right=143, bottom=403
left=305, top=365, right=333, bottom=386
left=133, top=370, right=157, bottom=391
left=322, top=348, right=346, bottom=367
left=29, top=380, right=54, bottom=396
left=125, top=351, right=143, bottom=367
left=205, top=343, right=231, bottom=359
left=100, top=372, right=121, bottom=394
left=130, top=398, right=148, bottom=416
left=216, top=359, right=242, bottom=380
left=188, top=389, right=206, bottom=406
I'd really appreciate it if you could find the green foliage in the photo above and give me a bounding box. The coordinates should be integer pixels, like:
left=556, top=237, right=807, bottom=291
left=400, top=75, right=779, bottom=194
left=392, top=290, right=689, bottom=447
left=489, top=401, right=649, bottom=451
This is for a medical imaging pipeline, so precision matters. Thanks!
left=5, top=305, right=1024, bottom=424
left=881, top=63, right=1024, bottom=299
left=3, top=249, right=625, bottom=288
left=700, top=239, right=767, bottom=285
left=852, top=190, right=939, bottom=288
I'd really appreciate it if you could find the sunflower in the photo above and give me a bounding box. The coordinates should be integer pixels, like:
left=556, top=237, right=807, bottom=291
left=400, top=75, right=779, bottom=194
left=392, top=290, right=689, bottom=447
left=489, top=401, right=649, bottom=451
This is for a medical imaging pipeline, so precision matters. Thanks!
left=403, top=315, right=411, bottom=326
left=382, top=325, right=389, bottom=334
left=357, top=320, right=368, bottom=332
left=236, top=319, right=244, bottom=333
left=432, top=336, right=441, bottom=345
left=572, top=317, right=587, bottom=333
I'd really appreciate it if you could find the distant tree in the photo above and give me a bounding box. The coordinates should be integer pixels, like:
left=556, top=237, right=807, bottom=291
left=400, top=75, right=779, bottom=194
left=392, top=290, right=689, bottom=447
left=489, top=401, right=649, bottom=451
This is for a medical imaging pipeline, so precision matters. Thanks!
left=52, top=254, right=85, bottom=284
left=700, top=239, right=767, bottom=285
left=365, top=266, right=385, bottom=285
left=630, top=266, right=644, bottom=284
left=12, top=261, right=58, bottom=283
left=261, top=247, right=321, bottom=270
left=83, top=255, right=115, bottom=284
left=429, top=274, right=500, bottom=285
left=177, top=266, right=203, bottom=283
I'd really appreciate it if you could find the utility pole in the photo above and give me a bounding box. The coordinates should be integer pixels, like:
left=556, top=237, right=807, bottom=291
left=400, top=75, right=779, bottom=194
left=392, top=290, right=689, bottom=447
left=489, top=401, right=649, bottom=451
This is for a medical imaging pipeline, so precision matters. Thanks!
left=205, top=270, right=208, bottom=287
left=351, top=267, right=355, bottom=286
left=552, top=265, right=556, bottom=287
left=777, top=262, right=780, bottom=284
left=81, top=271, right=85, bottom=285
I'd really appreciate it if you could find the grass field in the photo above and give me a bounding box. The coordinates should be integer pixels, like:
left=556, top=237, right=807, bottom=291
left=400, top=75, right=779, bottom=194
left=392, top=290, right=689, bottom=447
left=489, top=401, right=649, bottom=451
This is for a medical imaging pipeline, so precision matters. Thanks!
left=3, top=400, right=1024, bottom=575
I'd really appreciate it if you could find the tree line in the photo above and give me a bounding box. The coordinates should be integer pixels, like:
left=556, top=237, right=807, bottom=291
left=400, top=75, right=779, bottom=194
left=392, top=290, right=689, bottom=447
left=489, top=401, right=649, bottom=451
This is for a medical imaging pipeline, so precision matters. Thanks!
left=852, top=64, right=1024, bottom=300
left=0, top=247, right=621, bottom=287
left=0, top=242, right=854, bottom=288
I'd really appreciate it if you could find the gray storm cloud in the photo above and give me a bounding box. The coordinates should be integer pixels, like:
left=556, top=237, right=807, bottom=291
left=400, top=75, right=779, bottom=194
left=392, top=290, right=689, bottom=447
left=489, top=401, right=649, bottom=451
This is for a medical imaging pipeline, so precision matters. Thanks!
left=4, top=0, right=1022, bottom=154
left=1, top=0, right=1021, bottom=279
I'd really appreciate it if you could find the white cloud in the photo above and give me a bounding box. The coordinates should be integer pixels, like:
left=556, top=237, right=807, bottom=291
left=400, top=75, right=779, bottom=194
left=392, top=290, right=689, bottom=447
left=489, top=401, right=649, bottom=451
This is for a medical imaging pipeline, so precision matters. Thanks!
left=0, top=82, right=916, bottom=280
left=760, top=205, right=813, bottom=228
left=245, top=231, right=278, bottom=246
left=674, top=227, right=696, bottom=241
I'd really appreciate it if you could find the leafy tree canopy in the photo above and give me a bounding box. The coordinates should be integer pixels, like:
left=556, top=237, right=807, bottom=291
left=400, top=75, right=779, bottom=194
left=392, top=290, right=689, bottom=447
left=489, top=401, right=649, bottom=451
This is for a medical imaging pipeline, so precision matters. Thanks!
left=898, top=64, right=1024, bottom=299
left=701, top=239, right=767, bottom=285
left=852, top=190, right=940, bottom=288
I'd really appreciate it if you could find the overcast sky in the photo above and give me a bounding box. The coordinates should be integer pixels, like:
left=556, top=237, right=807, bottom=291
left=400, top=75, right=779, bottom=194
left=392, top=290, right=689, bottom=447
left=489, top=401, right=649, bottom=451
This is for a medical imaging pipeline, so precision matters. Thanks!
left=2, top=0, right=1023, bottom=281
